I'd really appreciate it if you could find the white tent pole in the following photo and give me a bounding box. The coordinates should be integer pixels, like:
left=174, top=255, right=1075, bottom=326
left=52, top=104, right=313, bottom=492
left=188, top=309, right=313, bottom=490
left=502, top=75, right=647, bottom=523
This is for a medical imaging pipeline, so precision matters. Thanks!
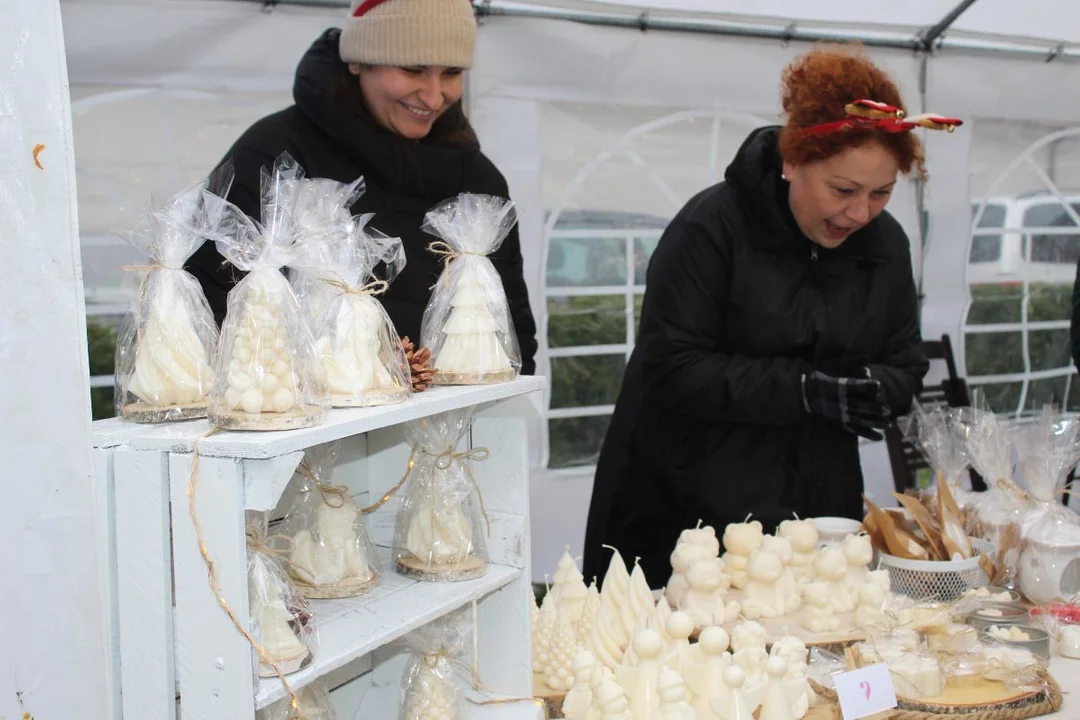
left=240, top=0, right=1080, bottom=62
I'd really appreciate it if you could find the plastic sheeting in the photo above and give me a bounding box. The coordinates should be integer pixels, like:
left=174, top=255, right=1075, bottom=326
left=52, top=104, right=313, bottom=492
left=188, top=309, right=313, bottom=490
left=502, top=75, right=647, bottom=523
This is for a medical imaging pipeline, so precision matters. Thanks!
left=0, top=1, right=113, bottom=717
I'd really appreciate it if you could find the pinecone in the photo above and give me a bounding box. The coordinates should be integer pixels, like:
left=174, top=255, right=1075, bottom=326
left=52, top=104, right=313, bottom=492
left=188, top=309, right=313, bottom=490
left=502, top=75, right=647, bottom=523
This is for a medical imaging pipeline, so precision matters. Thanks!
left=402, top=336, right=436, bottom=392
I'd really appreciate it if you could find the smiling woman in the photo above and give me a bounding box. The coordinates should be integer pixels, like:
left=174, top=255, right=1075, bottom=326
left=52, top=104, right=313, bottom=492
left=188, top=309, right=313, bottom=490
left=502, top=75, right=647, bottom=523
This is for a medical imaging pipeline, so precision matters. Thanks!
left=184, top=0, right=538, bottom=377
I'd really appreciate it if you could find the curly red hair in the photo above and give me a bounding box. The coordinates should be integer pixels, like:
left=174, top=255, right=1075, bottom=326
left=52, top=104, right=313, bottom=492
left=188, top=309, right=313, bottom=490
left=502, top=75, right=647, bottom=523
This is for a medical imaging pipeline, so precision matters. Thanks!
left=778, top=46, right=926, bottom=179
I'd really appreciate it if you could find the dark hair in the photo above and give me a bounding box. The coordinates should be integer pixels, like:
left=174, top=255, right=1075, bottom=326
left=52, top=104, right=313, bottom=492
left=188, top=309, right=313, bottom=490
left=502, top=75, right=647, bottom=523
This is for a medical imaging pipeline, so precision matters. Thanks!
left=777, top=45, right=926, bottom=180
left=332, top=66, right=480, bottom=149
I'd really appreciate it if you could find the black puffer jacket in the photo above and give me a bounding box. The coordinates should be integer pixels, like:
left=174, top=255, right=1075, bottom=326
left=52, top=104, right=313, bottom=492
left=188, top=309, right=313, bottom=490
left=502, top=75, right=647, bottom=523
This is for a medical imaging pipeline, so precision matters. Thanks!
left=582, top=127, right=928, bottom=587
left=185, top=29, right=537, bottom=374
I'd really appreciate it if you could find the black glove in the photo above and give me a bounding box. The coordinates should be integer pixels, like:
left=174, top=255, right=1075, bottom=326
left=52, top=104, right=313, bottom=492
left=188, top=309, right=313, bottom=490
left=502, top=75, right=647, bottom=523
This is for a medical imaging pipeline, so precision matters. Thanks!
left=802, top=369, right=891, bottom=441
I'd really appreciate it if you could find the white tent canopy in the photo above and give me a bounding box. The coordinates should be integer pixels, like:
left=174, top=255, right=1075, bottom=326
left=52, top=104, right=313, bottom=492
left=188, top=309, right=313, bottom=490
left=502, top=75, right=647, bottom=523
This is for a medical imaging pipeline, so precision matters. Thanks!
left=61, top=0, right=1080, bottom=576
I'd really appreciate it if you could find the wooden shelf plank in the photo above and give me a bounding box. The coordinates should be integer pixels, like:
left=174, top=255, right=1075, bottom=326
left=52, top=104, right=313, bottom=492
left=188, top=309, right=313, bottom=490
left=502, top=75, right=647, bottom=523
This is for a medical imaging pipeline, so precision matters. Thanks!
left=96, top=377, right=544, bottom=460
left=254, top=562, right=522, bottom=709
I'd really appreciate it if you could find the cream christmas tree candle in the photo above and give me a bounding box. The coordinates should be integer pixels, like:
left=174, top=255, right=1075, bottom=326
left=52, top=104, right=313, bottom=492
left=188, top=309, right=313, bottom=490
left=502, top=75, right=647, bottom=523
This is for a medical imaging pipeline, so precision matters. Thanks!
left=116, top=172, right=227, bottom=423
left=544, top=613, right=579, bottom=691
left=420, top=194, right=522, bottom=385
left=403, top=657, right=459, bottom=719
left=248, top=563, right=309, bottom=673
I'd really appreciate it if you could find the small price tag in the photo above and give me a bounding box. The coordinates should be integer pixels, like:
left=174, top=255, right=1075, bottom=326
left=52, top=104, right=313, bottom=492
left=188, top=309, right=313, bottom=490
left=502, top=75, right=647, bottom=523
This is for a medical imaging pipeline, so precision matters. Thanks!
left=833, top=663, right=898, bottom=719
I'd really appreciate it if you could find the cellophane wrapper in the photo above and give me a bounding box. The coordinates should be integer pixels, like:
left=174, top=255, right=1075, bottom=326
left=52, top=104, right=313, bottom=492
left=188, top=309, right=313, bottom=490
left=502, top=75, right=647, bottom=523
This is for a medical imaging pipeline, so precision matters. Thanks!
left=1014, top=406, right=1080, bottom=604
left=204, top=153, right=329, bottom=429
left=295, top=209, right=410, bottom=407
left=392, top=409, right=489, bottom=581
left=256, top=680, right=336, bottom=720
left=419, top=194, right=521, bottom=384
left=289, top=176, right=365, bottom=327
left=247, top=513, right=314, bottom=679
left=900, top=402, right=977, bottom=510
left=114, top=164, right=233, bottom=422
left=399, top=609, right=469, bottom=720
left=964, top=405, right=1028, bottom=587
left=275, top=441, right=380, bottom=598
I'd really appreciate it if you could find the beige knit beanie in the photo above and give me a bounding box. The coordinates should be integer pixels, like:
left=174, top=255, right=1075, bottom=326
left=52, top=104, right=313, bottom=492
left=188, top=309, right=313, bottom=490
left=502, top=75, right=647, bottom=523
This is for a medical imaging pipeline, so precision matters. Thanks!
left=339, top=0, right=477, bottom=69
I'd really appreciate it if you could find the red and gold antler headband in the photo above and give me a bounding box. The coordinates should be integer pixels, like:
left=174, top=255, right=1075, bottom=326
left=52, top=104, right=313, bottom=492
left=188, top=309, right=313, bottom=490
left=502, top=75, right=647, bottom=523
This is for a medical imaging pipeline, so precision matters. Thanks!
left=799, top=99, right=963, bottom=137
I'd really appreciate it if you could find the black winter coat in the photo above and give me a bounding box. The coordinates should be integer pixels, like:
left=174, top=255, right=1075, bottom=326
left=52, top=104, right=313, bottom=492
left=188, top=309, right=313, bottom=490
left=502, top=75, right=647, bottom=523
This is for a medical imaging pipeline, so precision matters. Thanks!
left=582, top=127, right=928, bottom=588
left=185, top=29, right=537, bottom=374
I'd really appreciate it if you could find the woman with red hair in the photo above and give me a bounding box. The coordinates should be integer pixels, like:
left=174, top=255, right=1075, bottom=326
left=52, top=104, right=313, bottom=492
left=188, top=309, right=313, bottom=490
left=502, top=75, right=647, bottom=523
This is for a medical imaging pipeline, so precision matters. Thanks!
left=583, top=47, right=962, bottom=587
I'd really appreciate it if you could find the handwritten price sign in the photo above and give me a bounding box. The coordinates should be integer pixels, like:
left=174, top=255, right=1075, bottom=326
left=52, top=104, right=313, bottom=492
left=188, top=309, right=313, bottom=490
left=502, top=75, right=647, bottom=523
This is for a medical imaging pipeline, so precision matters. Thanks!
left=834, top=663, right=898, bottom=719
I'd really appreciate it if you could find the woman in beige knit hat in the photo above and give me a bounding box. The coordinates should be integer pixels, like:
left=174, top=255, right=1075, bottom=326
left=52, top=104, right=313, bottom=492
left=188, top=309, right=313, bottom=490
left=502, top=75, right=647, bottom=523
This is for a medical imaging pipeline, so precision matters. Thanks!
left=186, top=0, right=537, bottom=382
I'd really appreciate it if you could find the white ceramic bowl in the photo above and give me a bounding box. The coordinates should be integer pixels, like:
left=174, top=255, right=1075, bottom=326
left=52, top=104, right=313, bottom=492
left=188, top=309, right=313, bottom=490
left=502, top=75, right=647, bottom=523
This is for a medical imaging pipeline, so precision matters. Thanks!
left=812, top=516, right=864, bottom=548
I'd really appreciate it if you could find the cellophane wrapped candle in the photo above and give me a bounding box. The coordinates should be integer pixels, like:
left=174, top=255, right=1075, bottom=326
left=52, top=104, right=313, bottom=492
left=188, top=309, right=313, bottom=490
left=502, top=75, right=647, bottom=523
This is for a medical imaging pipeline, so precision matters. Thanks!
left=114, top=164, right=233, bottom=422
left=204, top=152, right=328, bottom=430
left=392, top=409, right=489, bottom=582
left=247, top=514, right=313, bottom=678
left=400, top=609, right=469, bottom=720
left=256, top=681, right=336, bottom=720
left=419, top=194, right=521, bottom=385
left=292, top=193, right=410, bottom=407
left=276, top=441, right=380, bottom=599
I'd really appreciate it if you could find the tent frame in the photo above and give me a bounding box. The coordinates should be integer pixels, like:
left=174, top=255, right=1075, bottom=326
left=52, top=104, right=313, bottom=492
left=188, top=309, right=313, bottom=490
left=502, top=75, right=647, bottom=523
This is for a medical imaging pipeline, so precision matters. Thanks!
left=248, top=0, right=1080, bottom=62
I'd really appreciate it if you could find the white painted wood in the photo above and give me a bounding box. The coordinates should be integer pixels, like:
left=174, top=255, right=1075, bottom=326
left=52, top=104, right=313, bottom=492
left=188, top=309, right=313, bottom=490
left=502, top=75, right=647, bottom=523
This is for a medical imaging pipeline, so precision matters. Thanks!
left=255, top=549, right=521, bottom=708
left=94, top=448, right=123, bottom=718
left=0, top=3, right=111, bottom=718
left=124, top=378, right=546, bottom=458
left=472, top=403, right=534, bottom=699
left=170, top=452, right=255, bottom=720
left=114, top=448, right=176, bottom=720
left=96, top=382, right=544, bottom=720
left=242, top=450, right=304, bottom=512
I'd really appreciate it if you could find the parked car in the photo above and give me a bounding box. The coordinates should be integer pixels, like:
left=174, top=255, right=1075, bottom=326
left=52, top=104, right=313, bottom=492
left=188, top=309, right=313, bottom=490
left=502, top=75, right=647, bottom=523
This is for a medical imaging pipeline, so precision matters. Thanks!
left=968, top=193, right=1080, bottom=286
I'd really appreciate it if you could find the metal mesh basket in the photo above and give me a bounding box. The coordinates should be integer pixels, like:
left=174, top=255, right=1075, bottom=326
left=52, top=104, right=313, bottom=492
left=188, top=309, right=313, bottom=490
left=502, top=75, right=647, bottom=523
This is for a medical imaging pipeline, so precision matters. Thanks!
left=876, top=539, right=993, bottom=601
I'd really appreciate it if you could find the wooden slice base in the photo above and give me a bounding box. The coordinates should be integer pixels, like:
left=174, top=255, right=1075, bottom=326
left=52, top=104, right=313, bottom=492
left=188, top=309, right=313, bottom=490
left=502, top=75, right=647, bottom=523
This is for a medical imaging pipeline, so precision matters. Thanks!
left=717, top=588, right=867, bottom=652
left=256, top=646, right=311, bottom=678
left=289, top=572, right=378, bottom=599
left=209, top=405, right=322, bottom=431
left=121, top=401, right=207, bottom=424
left=837, top=646, right=1064, bottom=718
left=434, top=368, right=518, bottom=386
left=330, top=388, right=409, bottom=408
left=532, top=673, right=567, bottom=718
left=395, top=553, right=487, bottom=582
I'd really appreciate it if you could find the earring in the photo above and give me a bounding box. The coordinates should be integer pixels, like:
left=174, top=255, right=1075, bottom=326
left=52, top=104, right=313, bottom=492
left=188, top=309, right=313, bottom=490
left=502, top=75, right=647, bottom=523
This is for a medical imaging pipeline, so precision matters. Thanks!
left=781, top=173, right=788, bottom=181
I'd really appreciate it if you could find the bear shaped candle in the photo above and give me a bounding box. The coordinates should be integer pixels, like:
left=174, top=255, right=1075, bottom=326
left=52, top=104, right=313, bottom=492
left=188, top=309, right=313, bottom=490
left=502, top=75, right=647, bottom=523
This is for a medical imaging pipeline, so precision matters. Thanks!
left=303, top=220, right=411, bottom=408
left=279, top=442, right=379, bottom=598
left=666, top=521, right=721, bottom=608
left=420, top=194, right=522, bottom=385
left=393, top=409, right=489, bottom=581
left=722, top=518, right=765, bottom=589
left=683, top=557, right=741, bottom=628
left=777, top=518, right=819, bottom=583
left=800, top=581, right=841, bottom=634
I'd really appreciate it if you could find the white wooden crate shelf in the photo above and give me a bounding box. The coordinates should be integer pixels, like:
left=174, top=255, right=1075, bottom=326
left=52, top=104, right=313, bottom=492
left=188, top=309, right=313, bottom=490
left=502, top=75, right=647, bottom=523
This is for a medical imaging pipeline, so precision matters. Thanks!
left=105, top=377, right=544, bottom=458
left=255, top=560, right=521, bottom=708
left=94, top=377, right=543, bottom=720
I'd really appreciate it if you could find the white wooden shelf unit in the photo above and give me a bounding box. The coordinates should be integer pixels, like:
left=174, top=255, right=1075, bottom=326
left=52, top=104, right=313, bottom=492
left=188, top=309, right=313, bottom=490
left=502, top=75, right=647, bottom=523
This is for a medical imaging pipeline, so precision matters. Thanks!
left=93, top=377, right=546, bottom=720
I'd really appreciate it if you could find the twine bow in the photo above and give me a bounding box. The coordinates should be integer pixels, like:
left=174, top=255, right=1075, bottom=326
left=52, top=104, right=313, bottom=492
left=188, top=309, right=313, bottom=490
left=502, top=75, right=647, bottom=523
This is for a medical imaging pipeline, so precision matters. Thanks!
left=426, top=241, right=489, bottom=290
left=321, top=277, right=389, bottom=297
left=360, top=446, right=492, bottom=536
left=296, top=460, right=353, bottom=509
